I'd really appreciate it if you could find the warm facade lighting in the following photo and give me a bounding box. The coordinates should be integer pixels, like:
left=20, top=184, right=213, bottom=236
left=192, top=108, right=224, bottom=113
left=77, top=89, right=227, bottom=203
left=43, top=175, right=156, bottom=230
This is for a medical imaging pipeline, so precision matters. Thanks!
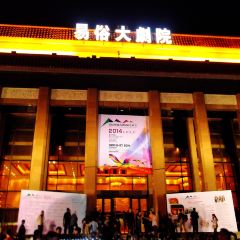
left=0, top=24, right=240, bottom=63
left=110, top=182, right=122, bottom=186
left=13, top=164, right=30, bottom=175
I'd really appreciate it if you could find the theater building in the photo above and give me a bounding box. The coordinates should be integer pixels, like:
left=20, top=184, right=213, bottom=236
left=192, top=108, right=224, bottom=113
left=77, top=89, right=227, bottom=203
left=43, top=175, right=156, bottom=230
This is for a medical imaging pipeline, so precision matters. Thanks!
left=0, top=23, right=240, bottom=227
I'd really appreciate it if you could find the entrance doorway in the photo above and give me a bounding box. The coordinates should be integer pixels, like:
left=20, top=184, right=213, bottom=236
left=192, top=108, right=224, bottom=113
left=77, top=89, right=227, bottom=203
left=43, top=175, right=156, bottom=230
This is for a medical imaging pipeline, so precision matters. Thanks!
left=97, top=197, right=147, bottom=214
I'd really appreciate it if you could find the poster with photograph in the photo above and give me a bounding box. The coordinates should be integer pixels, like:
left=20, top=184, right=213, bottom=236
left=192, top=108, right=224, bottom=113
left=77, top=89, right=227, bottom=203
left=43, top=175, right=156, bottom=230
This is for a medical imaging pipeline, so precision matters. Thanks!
left=98, top=114, right=152, bottom=174
left=166, top=190, right=237, bottom=232
left=17, top=190, right=87, bottom=234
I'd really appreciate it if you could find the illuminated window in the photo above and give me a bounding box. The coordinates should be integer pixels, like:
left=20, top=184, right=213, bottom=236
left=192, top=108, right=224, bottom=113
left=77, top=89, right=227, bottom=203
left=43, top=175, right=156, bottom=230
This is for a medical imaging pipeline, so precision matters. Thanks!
left=208, top=112, right=239, bottom=208
left=0, top=109, right=35, bottom=209
left=47, top=107, right=86, bottom=192
left=162, top=110, right=193, bottom=193
left=47, top=162, right=85, bottom=191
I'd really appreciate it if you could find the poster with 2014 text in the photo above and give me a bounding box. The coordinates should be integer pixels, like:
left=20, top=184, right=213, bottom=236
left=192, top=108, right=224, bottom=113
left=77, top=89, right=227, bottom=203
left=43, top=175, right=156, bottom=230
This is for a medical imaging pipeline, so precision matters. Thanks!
left=98, top=114, right=152, bottom=174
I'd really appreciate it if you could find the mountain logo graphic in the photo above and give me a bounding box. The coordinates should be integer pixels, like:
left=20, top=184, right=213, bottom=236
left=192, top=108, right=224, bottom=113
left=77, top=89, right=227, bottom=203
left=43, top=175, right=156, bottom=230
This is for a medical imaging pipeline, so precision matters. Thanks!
left=101, top=118, right=133, bottom=127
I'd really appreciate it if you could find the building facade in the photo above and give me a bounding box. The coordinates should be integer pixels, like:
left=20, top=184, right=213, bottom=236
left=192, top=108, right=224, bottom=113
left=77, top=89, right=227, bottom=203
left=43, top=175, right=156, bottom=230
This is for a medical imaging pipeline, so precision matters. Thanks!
left=0, top=24, right=240, bottom=228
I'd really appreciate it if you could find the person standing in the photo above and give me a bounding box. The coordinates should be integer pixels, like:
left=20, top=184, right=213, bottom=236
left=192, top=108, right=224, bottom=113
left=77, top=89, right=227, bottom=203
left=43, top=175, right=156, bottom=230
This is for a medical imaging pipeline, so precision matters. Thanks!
left=88, top=218, right=99, bottom=238
left=178, top=209, right=186, bottom=232
left=17, top=219, right=26, bottom=240
left=150, top=210, right=158, bottom=236
left=56, top=226, right=62, bottom=237
left=70, top=210, right=78, bottom=234
left=4, top=229, right=13, bottom=240
left=142, top=211, right=151, bottom=236
left=102, top=216, right=112, bottom=240
left=126, top=208, right=134, bottom=235
left=211, top=214, right=218, bottom=233
left=36, top=210, right=44, bottom=236
left=190, top=208, right=199, bottom=233
left=63, top=208, right=71, bottom=234
left=135, top=211, right=142, bottom=237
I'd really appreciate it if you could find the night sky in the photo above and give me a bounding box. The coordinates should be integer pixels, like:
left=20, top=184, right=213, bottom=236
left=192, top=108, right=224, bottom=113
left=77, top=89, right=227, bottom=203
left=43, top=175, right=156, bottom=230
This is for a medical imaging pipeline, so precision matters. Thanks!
left=0, top=0, right=239, bottom=36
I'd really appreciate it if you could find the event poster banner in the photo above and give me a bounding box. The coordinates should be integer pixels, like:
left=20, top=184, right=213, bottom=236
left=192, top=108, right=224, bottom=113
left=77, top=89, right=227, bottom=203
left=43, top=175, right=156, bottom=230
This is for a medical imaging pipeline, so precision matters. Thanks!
left=166, top=190, right=237, bottom=232
left=17, top=190, right=87, bottom=234
left=98, top=114, right=152, bottom=174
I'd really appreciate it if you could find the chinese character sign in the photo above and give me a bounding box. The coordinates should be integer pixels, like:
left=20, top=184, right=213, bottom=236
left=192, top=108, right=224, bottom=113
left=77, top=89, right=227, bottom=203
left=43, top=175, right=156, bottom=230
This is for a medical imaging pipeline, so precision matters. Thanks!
left=136, top=27, right=152, bottom=43
left=94, top=25, right=110, bottom=41
left=98, top=114, right=152, bottom=174
left=74, top=23, right=172, bottom=44
left=74, top=23, right=89, bottom=40
left=156, top=28, right=172, bottom=44
left=115, top=26, right=131, bottom=42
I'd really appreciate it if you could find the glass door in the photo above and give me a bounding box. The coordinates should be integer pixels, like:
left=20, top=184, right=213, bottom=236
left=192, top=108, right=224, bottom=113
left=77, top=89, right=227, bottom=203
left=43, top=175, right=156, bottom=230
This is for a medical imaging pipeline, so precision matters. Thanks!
left=114, top=198, right=129, bottom=212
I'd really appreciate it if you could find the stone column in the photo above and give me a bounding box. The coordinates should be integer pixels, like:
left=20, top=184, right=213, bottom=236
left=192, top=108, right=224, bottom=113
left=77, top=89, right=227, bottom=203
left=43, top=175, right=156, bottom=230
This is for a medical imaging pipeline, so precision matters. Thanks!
left=237, top=94, right=240, bottom=130
left=148, top=91, right=167, bottom=217
left=84, top=88, right=98, bottom=213
left=235, top=94, right=240, bottom=203
left=193, top=92, right=216, bottom=191
left=0, top=87, right=5, bottom=157
left=29, top=87, right=50, bottom=190
left=187, top=118, right=201, bottom=192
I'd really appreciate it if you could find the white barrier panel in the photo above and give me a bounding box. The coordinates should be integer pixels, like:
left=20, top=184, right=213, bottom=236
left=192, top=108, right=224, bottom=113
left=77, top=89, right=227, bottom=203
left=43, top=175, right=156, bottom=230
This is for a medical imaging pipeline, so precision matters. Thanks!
left=166, top=190, right=238, bottom=232
left=17, top=190, right=87, bottom=234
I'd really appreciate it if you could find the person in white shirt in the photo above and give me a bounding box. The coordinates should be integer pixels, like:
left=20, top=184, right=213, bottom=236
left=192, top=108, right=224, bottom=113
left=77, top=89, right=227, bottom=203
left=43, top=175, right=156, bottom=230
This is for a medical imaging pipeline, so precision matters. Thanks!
left=88, top=218, right=98, bottom=238
left=36, top=210, right=44, bottom=236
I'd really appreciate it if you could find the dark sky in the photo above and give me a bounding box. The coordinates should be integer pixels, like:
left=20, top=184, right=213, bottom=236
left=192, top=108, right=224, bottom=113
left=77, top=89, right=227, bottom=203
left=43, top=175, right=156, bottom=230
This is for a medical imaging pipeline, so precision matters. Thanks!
left=0, top=0, right=239, bottom=36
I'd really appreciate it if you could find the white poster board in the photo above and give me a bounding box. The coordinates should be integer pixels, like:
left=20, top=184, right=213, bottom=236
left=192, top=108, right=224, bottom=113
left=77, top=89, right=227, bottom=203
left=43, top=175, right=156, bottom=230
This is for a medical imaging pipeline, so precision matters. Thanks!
left=98, top=114, right=152, bottom=174
left=166, top=190, right=237, bottom=232
left=17, top=190, right=87, bottom=234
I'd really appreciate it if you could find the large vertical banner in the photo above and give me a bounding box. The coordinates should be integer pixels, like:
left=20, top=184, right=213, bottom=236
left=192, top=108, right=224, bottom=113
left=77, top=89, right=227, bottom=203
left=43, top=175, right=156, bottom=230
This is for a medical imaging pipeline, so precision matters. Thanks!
left=98, top=114, right=152, bottom=174
left=166, top=190, right=237, bottom=232
left=17, top=190, right=87, bottom=234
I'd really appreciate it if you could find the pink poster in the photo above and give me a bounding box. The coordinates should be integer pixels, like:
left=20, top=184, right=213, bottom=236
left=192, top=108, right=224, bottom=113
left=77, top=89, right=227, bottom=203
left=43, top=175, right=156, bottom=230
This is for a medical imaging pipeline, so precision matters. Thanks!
left=98, top=114, right=152, bottom=174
